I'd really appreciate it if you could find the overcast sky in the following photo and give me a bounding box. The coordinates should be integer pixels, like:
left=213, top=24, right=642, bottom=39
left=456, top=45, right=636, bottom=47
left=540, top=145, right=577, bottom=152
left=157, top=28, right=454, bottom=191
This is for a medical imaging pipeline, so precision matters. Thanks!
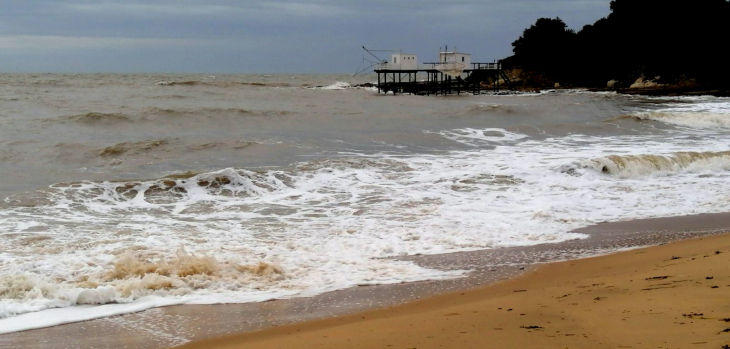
left=0, top=1, right=610, bottom=74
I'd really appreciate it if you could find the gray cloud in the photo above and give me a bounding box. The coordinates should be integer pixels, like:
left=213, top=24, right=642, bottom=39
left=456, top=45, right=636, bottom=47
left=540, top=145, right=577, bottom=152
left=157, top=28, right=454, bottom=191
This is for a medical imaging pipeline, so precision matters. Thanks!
left=0, top=36, right=220, bottom=50
left=0, top=0, right=610, bottom=73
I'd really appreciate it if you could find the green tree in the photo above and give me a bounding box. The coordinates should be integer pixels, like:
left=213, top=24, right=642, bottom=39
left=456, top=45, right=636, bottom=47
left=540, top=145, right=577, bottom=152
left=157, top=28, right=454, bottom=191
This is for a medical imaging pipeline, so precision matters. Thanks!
left=506, top=0, right=730, bottom=88
left=511, top=17, right=577, bottom=82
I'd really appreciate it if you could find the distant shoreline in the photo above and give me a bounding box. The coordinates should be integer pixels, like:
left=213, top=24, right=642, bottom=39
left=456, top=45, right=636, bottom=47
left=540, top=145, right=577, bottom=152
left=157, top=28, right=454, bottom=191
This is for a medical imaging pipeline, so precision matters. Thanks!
left=511, top=84, right=730, bottom=97
left=601, top=85, right=729, bottom=97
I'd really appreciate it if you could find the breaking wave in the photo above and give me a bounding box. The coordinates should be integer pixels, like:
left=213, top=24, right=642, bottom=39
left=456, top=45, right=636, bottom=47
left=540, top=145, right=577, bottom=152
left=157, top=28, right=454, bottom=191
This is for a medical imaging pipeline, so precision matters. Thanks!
left=634, top=111, right=730, bottom=129
left=314, top=81, right=352, bottom=90
left=310, top=82, right=377, bottom=91
left=631, top=97, right=730, bottom=129
left=564, top=151, right=730, bottom=178
left=0, top=247, right=284, bottom=319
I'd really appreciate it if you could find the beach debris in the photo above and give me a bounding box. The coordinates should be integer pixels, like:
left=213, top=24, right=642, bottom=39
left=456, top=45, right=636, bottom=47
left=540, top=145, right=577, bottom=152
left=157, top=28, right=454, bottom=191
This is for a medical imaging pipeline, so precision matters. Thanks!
left=520, top=325, right=543, bottom=330
left=682, top=312, right=704, bottom=318
left=721, top=345, right=729, bottom=349
left=707, top=276, right=715, bottom=280
left=557, top=294, right=571, bottom=299
left=594, top=297, right=605, bottom=301
left=722, top=328, right=730, bottom=333
left=712, top=286, right=720, bottom=288
left=721, top=318, right=730, bottom=322
left=514, top=289, right=527, bottom=292
left=646, top=276, right=670, bottom=280
left=671, top=256, right=681, bottom=260
left=717, top=251, right=723, bottom=255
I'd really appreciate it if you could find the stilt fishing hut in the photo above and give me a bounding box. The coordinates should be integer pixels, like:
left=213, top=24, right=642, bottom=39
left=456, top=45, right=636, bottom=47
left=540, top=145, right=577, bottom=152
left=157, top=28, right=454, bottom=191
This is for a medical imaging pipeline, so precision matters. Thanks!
left=364, top=47, right=514, bottom=95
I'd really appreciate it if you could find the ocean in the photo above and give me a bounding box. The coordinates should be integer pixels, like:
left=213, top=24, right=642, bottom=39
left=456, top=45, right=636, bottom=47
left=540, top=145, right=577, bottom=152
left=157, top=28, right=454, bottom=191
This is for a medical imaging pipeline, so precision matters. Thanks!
left=0, top=73, right=729, bottom=334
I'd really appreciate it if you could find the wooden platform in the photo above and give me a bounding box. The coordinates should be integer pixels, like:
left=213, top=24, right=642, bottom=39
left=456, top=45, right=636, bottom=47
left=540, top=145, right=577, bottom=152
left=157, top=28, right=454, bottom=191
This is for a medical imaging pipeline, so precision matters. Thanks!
left=374, top=63, right=514, bottom=95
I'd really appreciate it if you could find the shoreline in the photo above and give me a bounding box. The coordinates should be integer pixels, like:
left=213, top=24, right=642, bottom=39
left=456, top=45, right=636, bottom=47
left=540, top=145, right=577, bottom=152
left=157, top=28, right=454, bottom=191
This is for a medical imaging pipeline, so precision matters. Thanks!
left=592, top=84, right=728, bottom=97
left=179, top=228, right=730, bottom=349
left=2, top=213, right=730, bottom=348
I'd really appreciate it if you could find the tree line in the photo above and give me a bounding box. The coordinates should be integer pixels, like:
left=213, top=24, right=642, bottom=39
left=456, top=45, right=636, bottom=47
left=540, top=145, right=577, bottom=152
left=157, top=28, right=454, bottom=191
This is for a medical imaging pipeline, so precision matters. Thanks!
left=501, top=0, right=730, bottom=89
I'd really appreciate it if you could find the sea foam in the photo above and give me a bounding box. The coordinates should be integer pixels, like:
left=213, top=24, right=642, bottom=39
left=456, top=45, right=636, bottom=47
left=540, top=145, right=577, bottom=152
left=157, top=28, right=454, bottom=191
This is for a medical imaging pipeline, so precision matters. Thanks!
left=1, top=121, right=730, bottom=333
left=633, top=97, right=730, bottom=129
left=635, top=111, right=730, bottom=129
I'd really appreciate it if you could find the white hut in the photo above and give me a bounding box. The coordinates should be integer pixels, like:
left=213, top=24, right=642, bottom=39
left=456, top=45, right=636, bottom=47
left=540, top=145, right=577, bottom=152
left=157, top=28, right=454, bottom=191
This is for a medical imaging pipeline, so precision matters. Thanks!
left=390, top=53, right=418, bottom=70
left=439, top=51, right=471, bottom=67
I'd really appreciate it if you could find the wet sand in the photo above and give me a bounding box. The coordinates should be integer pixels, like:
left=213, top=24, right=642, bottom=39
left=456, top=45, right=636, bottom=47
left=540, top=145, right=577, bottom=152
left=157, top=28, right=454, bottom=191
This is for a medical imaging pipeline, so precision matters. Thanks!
left=2, top=212, right=730, bottom=349
left=180, top=225, right=730, bottom=349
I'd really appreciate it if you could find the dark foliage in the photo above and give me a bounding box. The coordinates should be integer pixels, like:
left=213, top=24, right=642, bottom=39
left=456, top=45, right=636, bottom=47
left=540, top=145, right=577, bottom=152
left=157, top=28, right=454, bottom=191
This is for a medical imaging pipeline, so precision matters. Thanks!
left=511, top=17, right=576, bottom=81
left=504, top=0, right=730, bottom=88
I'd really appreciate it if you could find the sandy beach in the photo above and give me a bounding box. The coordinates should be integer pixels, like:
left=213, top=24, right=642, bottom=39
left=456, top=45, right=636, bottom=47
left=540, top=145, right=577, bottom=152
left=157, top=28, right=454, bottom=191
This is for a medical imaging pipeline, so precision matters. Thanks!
left=2, top=214, right=730, bottom=349
left=178, top=230, right=730, bottom=349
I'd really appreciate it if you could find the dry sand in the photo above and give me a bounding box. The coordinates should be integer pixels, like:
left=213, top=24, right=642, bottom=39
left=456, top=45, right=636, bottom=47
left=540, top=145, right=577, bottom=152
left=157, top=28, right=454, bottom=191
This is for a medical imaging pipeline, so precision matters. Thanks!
left=178, top=233, right=730, bottom=349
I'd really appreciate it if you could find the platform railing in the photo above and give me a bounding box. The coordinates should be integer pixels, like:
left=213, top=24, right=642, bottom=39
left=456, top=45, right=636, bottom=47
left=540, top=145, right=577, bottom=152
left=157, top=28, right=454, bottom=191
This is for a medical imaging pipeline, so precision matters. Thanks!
left=376, top=63, right=442, bottom=70
left=471, top=63, right=501, bottom=70
left=375, top=62, right=501, bottom=71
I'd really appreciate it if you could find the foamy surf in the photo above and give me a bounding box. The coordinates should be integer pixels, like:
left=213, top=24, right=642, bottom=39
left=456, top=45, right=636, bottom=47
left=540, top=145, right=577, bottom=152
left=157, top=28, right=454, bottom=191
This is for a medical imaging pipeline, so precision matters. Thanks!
left=0, top=296, right=182, bottom=335
left=634, top=111, right=730, bottom=129
left=561, top=151, right=730, bottom=178
left=316, top=81, right=352, bottom=90
left=310, top=81, right=377, bottom=91
left=428, top=128, right=528, bottom=146
left=2, top=121, right=730, bottom=333
left=633, top=96, right=730, bottom=129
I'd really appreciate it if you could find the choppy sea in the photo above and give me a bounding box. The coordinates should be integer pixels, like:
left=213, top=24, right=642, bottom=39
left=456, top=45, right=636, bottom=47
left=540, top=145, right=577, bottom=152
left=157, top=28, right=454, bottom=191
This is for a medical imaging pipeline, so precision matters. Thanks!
left=0, top=73, right=728, bottom=333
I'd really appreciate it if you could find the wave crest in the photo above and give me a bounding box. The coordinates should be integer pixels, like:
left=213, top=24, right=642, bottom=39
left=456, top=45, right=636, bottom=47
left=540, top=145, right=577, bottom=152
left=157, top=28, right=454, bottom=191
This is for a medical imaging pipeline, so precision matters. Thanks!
left=63, top=112, right=131, bottom=123
left=634, top=111, right=730, bottom=129
left=99, top=139, right=169, bottom=157
left=567, top=151, right=730, bottom=177
left=0, top=247, right=285, bottom=318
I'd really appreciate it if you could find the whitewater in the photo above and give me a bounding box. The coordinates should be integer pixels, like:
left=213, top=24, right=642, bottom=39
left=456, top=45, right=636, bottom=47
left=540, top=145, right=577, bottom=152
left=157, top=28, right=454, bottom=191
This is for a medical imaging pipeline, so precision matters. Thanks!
left=0, top=73, right=728, bottom=334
